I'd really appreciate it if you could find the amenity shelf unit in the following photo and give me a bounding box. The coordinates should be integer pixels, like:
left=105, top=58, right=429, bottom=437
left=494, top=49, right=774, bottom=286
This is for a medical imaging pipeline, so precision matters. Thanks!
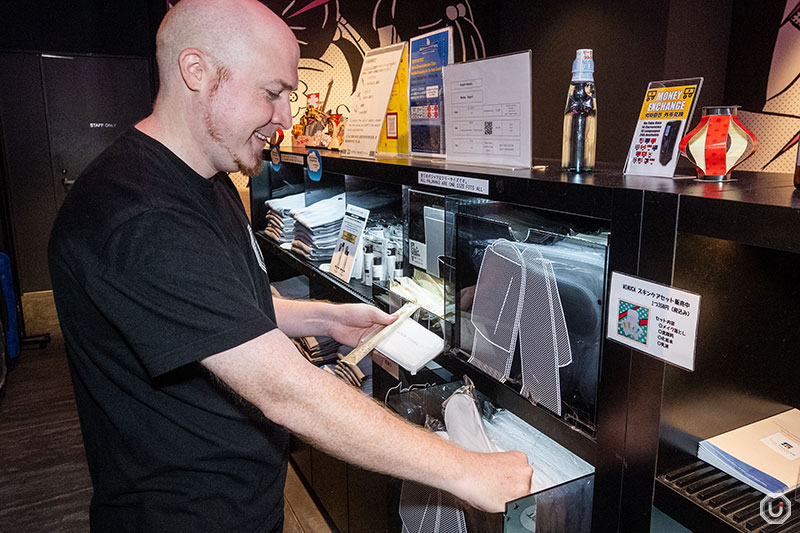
left=250, top=147, right=800, bottom=533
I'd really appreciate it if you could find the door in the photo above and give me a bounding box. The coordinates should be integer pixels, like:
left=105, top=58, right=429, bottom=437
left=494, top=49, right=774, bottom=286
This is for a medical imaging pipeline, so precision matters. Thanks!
left=0, top=53, right=153, bottom=294
left=41, top=54, right=153, bottom=206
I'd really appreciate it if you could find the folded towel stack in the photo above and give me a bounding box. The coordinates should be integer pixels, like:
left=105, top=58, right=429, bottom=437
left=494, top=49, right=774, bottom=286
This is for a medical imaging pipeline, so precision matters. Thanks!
left=289, top=195, right=346, bottom=261
left=264, top=193, right=305, bottom=244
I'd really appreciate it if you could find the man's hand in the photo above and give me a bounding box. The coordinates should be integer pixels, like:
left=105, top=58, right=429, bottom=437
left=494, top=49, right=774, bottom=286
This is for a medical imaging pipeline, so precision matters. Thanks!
left=453, top=450, right=533, bottom=513
left=326, top=303, right=397, bottom=348
left=202, top=327, right=533, bottom=517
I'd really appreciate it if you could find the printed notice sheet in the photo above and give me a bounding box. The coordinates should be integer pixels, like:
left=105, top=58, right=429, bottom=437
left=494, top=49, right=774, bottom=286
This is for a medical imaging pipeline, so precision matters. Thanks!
left=341, top=42, right=406, bottom=159
left=409, top=28, right=452, bottom=157
left=623, top=78, right=703, bottom=178
left=443, top=51, right=532, bottom=168
left=377, top=42, right=410, bottom=157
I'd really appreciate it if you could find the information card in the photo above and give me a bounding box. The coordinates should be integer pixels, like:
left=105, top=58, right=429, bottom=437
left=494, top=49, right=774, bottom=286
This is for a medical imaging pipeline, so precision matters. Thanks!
left=409, top=28, right=452, bottom=157
left=330, top=205, right=370, bottom=283
left=443, top=51, right=532, bottom=168
left=623, top=78, right=703, bottom=178
left=606, top=271, right=701, bottom=371
left=341, top=42, right=406, bottom=159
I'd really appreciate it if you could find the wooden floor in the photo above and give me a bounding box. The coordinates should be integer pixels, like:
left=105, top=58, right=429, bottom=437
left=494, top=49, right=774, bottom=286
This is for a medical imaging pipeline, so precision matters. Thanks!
left=0, top=292, right=332, bottom=532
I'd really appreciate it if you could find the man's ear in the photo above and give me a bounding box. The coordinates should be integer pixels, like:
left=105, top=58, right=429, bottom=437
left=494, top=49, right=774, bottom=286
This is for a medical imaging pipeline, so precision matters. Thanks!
left=178, top=48, right=207, bottom=92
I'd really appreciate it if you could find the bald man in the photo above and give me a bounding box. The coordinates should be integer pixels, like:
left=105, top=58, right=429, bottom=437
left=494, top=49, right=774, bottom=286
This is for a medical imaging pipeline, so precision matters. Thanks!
left=48, top=0, right=532, bottom=530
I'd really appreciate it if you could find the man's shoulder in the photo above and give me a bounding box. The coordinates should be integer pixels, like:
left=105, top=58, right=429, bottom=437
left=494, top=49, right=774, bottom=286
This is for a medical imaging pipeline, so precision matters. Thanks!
left=80, top=128, right=176, bottom=189
left=49, top=129, right=194, bottom=259
left=68, top=128, right=197, bottom=213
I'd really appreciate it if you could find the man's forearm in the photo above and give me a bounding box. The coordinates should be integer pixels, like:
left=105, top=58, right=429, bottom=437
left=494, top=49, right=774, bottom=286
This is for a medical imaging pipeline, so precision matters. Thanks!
left=204, top=330, right=476, bottom=500
left=272, top=297, right=335, bottom=338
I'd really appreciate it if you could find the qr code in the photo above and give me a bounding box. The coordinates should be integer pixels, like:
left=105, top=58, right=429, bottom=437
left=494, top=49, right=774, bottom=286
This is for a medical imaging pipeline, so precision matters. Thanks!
left=484, top=121, right=493, bottom=135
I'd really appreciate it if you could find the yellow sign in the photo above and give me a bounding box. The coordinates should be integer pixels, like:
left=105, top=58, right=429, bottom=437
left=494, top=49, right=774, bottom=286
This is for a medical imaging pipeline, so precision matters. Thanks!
left=638, top=85, right=698, bottom=121
left=378, top=43, right=409, bottom=155
left=341, top=231, right=357, bottom=244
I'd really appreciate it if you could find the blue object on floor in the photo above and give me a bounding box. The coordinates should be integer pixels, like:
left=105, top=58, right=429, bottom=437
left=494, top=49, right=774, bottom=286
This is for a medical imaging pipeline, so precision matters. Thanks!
left=0, top=253, right=20, bottom=360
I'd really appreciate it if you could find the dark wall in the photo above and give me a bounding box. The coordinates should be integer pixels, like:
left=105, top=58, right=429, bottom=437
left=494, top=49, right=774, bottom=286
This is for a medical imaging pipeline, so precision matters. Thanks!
left=724, top=0, right=786, bottom=110
left=0, top=0, right=164, bottom=280
left=663, top=0, right=733, bottom=108
left=493, top=0, right=740, bottom=166
left=0, top=0, right=165, bottom=56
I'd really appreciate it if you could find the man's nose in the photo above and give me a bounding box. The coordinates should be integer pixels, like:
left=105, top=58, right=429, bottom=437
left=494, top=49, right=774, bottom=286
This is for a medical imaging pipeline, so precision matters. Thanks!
left=273, top=95, right=293, bottom=130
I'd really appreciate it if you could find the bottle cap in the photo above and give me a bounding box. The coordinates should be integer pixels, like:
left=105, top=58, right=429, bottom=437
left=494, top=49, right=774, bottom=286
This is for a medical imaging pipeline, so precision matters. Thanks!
left=365, top=244, right=373, bottom=253
left=572, top=49, right=594, bottom=82
left=373, top=256, right=382, bottom=265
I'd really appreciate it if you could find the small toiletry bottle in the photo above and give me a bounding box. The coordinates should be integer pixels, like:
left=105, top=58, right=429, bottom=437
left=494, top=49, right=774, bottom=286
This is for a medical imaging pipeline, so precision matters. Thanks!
left=386, top=246, right=396, bottom=280
left=372, top=256, right=384, bottom=283
left=363, top=244, right=374, bottom=284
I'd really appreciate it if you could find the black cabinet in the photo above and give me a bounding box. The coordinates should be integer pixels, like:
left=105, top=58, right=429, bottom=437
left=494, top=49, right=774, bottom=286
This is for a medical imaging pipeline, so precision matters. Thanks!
left=652, top=185, right=800, bottom=533
left=255, top=148, right=799, bottom=532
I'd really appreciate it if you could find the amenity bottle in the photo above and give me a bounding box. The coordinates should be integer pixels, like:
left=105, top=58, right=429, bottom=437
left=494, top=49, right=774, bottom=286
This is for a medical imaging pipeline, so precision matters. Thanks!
left=562, top=49, right=597, bottom=172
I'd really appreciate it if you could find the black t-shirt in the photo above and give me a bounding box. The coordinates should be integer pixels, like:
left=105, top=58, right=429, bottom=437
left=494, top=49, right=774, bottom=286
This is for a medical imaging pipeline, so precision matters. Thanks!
left=49, top=127, right=288, bottom=531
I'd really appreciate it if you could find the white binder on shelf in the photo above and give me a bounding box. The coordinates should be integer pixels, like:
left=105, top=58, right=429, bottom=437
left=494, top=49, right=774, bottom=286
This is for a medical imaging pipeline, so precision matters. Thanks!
left=697, top=408, right=800, bottom=495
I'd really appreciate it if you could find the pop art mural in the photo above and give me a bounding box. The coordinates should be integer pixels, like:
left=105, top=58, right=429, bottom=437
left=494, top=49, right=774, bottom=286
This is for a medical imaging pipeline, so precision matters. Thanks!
left=169, top=0, right=487, bottom=129
left=263, top=0, right=486, bottom=123
left=736, top=1, right=800, bottom=173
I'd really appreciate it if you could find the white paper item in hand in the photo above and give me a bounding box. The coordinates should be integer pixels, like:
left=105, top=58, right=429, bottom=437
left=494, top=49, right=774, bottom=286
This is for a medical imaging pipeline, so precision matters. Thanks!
left=374, top=319, right=444, bottom=374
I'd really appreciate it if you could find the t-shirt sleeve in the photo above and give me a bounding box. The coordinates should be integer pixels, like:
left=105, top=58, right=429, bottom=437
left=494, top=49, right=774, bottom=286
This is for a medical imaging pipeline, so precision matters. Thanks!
left=90, top=208, right=277, bottom=378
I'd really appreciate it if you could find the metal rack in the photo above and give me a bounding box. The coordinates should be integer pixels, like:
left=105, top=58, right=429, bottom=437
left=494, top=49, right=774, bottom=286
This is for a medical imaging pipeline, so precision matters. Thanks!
left=658, top=462, right=800, bottom=532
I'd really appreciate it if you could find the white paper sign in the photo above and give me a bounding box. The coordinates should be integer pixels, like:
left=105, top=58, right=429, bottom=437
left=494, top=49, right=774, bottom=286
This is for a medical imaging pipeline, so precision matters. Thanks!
left=606, top=271, right=701, bottom=371
left=330, top=205, right=370, bottom=283
left=418, top=170, right=489, bottom=195
left=341, top=42, right=406, bottom=159
left=443, top=51, right=532, bottom=168
left=408, top=239, right=426, bottom=269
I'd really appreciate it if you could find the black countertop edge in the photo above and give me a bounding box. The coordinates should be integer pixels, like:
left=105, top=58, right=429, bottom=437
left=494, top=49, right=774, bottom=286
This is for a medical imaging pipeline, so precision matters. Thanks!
left=264, top=147, right=799, bottom=212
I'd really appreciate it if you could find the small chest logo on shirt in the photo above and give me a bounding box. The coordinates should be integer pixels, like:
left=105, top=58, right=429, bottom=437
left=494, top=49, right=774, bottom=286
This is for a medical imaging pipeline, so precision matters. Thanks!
left=247, top=224, right=267, bottom=273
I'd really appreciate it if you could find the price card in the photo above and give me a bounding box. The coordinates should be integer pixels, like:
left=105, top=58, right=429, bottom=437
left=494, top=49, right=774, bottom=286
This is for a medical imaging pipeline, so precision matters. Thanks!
left=606, top=271, right=701, bottom=371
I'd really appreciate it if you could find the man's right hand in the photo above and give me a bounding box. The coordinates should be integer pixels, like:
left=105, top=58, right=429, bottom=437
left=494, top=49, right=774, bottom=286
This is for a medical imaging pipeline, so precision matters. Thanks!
left=451, top=449, right=533, bottom=513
